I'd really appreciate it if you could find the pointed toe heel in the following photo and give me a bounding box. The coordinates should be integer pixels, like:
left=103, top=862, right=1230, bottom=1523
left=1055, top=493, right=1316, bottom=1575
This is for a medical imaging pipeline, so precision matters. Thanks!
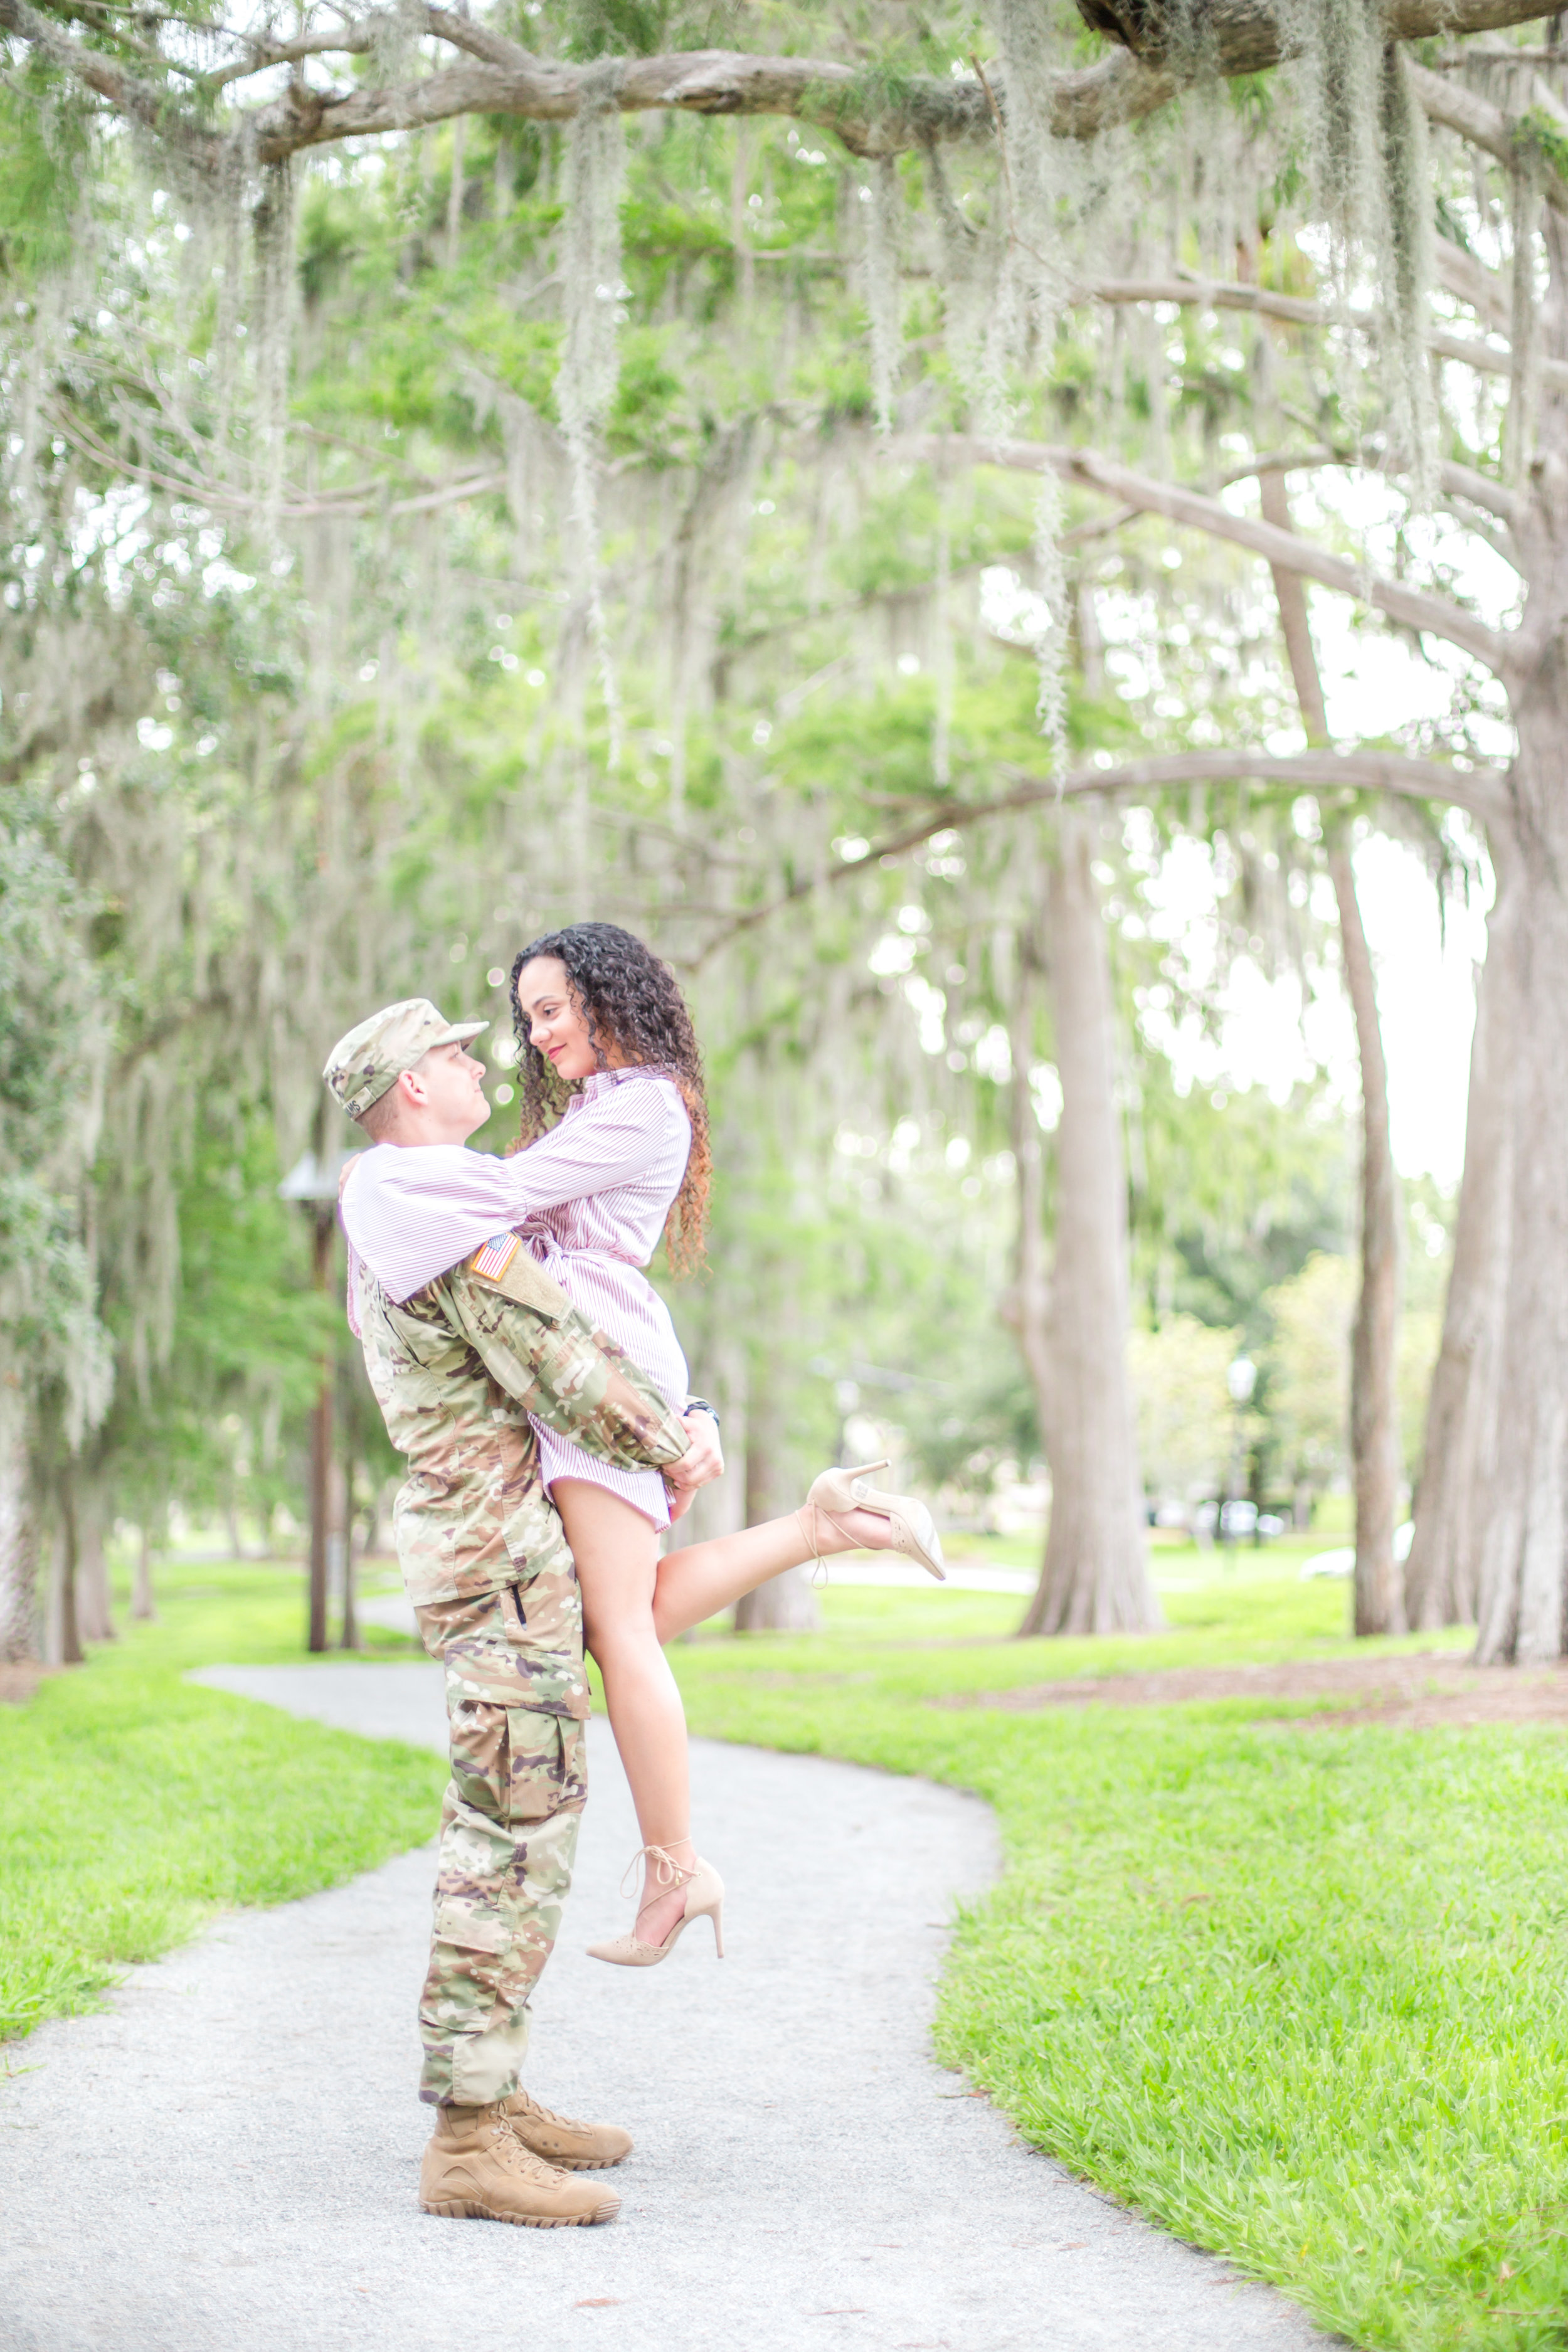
left=804, top=1462, right=947, bottom=1581
left=588, top=1846, right=726, bottom=1968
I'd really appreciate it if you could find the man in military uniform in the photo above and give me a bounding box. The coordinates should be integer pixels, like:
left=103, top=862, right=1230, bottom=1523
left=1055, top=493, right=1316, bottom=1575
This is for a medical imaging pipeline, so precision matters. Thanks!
left=322, top=999, right=720, bottom=2229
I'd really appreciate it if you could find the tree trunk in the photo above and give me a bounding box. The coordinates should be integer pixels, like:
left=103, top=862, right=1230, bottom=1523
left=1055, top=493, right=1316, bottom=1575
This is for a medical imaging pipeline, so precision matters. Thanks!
left=50, top=1500, right=83, bottom=1668
left=336, top=1454, right=358, bottom=1650
left=1001, top=938, right=1054, bottom=1450
left=1019, top=811, right=1161, bottom=1636
left=1259, top=472, right=1330, bottom=741
left=74, top=1482, right=114, bottom=1643
left=1473, top=638, right=1568, bottom=1659
left=733, top=1348, right=820, bottom=1633
left=1468, top=199, right=1568, bottom=1662
left=445, top=114, right=465, bottom=270
left=309, top=1374, right=332, bottom=1651
left=308, top=1205, right=334, bottom=1654
left=0, top=1382, right=37, bottom=1663
left=1259, top=468, right=1404, bottom=1634
left=362, top=1469, right=389, bottom=1563
left=132, top=1523, right=158, bottom=1621
left=1330, top=844, right=1406, bottom=1636
left=666, top=1338, right=746, bottom=1641
left=1405, top=838, right=1518, bottom=1628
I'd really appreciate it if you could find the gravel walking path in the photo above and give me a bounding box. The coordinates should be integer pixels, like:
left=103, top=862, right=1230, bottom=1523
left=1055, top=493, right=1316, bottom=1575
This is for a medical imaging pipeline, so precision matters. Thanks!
left=1, top=1662, right=1338, bottom=2352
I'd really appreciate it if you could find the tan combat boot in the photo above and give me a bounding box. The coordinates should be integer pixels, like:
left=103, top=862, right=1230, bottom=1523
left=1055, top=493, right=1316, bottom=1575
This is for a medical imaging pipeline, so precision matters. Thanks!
left=419, top=2103, right=621, bottom=2227
left=502, top=2087, right=633, bottom=2171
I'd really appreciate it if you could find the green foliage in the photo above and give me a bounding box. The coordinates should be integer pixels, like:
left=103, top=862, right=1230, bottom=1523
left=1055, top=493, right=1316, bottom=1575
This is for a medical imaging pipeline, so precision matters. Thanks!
left=1133, top=1066, right=1352, bottom=1340
left=0, top=69, right=89, bottom=284
left=0, top=788, right=110, bottom=1439
left=1516, top=109, right=1568, bottom=189
left=1127, top=1313, right=1239, bottom=1508
left=561, top=0, right=738, bottom=60
left=0, top=790, right=91, bottom=1154
left=1263, top=1249, right=1353, bottom=1502
left=0, top=1, right=1494, bottom=1583
left=94, top=1110, right=341, bottom=1522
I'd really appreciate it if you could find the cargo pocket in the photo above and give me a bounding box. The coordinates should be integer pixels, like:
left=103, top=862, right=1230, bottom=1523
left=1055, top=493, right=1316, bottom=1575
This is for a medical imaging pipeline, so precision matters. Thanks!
left=447, top=1696, right=509, bottom=1823
left=433, top=1898, right=507, bottom=1955
left=421, top=1900, right=509, bottom=2034
left=504, top=1710, right=568, bottom=1825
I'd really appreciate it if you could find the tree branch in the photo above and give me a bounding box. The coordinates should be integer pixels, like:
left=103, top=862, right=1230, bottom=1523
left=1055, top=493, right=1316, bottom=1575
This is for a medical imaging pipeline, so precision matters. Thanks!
left=1408, top=55, right=1568, bottom=215
left=7, top=0, right=1558, bottom=166
left=1436, top=233, right=1510, bottom=334
left=0, top=0, right=224, bottom=166
left=201, top=24, right=374, bottom=93
left=48, top=395, right=509, bottom=520
left=691, top=747, right=1508, bottom=963
left=423, top=6, right=539, bottom=70
left=1219, top=445, right=1340, bottom=483
left=1075, top=270, right=1568, bottom=389
left=1077, top=274, right=1323, bottom=325
left=1443, top=458, right=1521, bottom=531
left=897, top=435, right=1514, bottom=674
left=1147, top=438, right=1517, bottom=534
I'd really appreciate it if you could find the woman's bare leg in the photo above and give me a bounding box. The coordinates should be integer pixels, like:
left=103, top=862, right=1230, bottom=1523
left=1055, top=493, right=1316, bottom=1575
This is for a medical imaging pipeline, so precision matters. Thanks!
left=652, top=1502, right=897, bottom=1645
left=553, top=1480, right=697, bottom=1949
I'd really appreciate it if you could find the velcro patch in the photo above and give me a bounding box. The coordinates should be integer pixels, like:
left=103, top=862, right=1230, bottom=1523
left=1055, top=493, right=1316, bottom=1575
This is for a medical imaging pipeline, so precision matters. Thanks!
left=472, top=1231, right=521, bottom=1279
left=464, top=1236, right=571, bottom=1322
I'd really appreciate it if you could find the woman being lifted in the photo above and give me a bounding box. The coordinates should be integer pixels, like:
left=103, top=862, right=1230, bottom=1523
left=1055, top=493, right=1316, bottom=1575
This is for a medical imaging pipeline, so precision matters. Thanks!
left=459, top=923, right=942, bottom=1964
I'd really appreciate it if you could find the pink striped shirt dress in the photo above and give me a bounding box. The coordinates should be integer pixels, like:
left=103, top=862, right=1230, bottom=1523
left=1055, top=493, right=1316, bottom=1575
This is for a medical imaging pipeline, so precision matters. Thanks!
left=511, top=1070, right=692, bottom=1531
left=340, top=1067, right=692, bottom=1530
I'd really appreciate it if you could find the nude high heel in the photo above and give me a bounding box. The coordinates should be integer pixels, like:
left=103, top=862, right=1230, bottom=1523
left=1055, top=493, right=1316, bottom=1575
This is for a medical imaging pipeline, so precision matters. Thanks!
left=587, top=1843, right=726, bottom=1967
left=802, top=1459, right=948, bottom=1582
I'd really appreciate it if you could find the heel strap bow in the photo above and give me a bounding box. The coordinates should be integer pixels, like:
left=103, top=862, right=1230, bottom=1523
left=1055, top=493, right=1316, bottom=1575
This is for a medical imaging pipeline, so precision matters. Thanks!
left=618, top=1839, right=697, bottom=1901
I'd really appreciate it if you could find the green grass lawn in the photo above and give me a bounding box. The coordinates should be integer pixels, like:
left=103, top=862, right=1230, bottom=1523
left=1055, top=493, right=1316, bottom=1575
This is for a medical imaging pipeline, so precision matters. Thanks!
left=5, top=1542, right=1564, bottom=2351
left=0, top=1559, right=443, bottom=2053
left=659, top=1575, right=1565, bottom=2352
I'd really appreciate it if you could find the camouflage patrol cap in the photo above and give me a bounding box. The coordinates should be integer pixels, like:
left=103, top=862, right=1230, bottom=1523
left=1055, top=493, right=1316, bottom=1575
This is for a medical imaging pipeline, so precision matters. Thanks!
left=323, top=998, right=489, bottom=1120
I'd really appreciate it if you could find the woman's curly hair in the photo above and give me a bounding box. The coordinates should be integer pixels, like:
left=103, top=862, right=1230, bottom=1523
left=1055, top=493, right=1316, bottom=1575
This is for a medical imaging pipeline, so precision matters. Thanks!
left=509, top=921, right=710, bottom=1276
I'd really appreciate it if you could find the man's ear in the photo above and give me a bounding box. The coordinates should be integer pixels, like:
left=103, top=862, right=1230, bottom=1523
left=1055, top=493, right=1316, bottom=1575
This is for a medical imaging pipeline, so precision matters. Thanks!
left=398, top=1062, right=430, bottom=1110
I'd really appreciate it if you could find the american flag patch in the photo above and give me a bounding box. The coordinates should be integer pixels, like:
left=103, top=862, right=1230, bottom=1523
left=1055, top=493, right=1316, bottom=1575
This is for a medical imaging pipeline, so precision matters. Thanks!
left=470, top=1231, right=522, bottom=1280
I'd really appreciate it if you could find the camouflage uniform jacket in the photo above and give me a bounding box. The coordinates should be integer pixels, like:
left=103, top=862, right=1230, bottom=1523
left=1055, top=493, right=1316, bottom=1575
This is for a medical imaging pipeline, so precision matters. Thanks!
left=353, top=1242, right=689, bottom=1656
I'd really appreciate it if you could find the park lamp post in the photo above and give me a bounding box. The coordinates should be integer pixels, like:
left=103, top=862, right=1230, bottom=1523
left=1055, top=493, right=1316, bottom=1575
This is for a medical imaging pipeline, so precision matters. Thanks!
left=278, top=1148, right=356, bottom=1654
left=1222, top=1354, right=1258, bottom=1549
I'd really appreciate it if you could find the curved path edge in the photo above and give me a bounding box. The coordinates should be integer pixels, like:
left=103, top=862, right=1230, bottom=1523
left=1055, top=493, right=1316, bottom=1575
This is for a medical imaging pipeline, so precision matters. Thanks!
left=0, top=1661, right=1342, bottom=2352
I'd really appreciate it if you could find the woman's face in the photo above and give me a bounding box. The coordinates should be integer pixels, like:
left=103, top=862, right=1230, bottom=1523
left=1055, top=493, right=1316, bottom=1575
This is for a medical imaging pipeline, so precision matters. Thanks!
left=516, top=955, right=605, bottom=1084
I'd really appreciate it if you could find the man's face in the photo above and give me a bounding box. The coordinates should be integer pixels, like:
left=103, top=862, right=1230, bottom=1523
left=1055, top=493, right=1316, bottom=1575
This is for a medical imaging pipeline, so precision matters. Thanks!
left=404, top=1039, right=489, bottom=1141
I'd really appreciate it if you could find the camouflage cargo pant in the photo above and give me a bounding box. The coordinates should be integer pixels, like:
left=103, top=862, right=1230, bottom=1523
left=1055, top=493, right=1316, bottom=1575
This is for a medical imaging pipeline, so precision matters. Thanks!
left=413, top=1586, right=590, bottom=2107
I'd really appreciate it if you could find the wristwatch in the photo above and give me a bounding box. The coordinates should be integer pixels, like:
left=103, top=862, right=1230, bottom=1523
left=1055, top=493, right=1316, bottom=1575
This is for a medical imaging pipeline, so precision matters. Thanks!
left=684, top=1396, right=721, bottom=1429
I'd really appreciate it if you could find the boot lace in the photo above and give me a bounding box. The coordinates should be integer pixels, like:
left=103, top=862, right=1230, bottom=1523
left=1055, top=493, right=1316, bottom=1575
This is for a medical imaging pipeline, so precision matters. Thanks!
left=490, top=2115, right=568, bottom=2185
left=511, top=2089, right=582, bottom=2133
